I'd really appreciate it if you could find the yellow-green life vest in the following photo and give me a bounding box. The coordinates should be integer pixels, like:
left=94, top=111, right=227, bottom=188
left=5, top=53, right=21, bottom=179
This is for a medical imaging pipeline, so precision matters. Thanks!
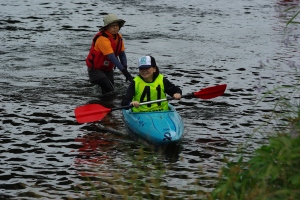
left=132, top=74, right=169, bottom=112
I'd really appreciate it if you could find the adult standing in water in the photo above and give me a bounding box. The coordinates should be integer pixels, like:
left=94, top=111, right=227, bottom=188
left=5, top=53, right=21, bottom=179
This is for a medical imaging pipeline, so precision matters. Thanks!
left=86, top=14, right=133, bottom=95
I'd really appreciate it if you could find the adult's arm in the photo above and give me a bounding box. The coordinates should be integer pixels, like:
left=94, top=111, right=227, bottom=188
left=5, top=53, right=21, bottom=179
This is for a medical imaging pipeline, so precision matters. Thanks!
left=106, top=53, right=125, bottom=71
left=118, top=51, right=127, bottom=68
left=107, top=53, right=133, bottom=82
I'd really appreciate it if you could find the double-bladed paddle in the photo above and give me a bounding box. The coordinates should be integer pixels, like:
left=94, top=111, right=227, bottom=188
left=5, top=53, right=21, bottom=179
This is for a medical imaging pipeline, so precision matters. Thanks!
left=74, top=84, right=227, bottom=124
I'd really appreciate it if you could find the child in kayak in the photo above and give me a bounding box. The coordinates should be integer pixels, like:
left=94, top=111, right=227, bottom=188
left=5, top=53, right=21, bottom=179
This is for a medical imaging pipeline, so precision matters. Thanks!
left=121, top=55, right=182, bottom=112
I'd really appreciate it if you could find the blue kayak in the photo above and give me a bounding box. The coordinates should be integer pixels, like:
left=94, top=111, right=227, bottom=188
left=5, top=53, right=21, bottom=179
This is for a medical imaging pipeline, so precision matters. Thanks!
left=122, top=103, right=184, bottom=145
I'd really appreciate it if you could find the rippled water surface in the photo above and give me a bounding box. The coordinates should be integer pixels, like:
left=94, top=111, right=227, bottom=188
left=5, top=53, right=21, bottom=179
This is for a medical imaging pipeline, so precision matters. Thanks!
left=1, top=0, right=300, bottom=199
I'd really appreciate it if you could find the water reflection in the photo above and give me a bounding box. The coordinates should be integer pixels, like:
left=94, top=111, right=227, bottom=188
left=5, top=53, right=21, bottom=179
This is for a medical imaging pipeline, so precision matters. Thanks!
left=74, top=132, right=116, bottom=178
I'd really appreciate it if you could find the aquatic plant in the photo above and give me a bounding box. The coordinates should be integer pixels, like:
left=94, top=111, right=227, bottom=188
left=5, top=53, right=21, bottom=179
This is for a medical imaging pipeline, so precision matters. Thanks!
left=286, top=6, right=300, bottom=25
left=208, top=134, right=300, bottom=200
left=207, top=6, right=300, bottom=200
left=208, top=64, right=300, bottom=199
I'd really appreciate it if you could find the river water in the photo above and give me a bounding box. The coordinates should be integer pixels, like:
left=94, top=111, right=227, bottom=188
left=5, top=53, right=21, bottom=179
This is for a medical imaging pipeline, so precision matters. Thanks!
left=1, top=0, right=299, bottom=199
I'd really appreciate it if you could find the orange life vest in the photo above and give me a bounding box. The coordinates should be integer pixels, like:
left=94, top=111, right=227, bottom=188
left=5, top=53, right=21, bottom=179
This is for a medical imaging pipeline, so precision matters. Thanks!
left=86, top=31, right=122, bottom=71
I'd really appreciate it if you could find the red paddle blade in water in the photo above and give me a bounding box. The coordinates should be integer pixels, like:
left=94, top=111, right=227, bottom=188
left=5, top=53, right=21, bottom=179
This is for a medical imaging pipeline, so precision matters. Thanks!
left=193, top=84, right=227, bottom=99
left=74, top=104, right=111, bottom=123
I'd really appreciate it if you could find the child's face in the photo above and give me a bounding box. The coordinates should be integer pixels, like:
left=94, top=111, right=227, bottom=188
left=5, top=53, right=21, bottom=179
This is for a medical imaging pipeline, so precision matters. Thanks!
left=139, top=67, right=156, bottom=82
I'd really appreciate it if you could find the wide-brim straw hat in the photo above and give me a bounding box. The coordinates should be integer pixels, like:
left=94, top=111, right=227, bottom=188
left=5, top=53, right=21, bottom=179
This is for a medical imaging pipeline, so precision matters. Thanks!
left=99, top=14, right=126, bottom=31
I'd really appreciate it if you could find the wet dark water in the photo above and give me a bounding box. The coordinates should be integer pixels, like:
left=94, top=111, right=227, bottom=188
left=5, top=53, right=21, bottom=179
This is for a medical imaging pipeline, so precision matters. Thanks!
left=1, top=0, right=299, bottom=199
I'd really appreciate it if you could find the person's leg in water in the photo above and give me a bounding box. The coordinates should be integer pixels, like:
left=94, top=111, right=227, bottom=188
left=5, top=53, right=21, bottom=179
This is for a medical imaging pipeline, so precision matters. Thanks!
left=89, top=69, right=115, bottom=95
left=87, top=75, right=114, bottom=105
left=105, top=70, right=114, bottom=93
left=101, top=70, right=114, bottom=94
left=93, top=76, right=114, bottom=95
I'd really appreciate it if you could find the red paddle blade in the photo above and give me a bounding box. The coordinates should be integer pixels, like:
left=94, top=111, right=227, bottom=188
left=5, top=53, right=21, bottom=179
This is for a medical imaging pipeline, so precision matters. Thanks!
left=74, top=104, right=111, bottom=123
left=194, top=84, right=227, bottom=99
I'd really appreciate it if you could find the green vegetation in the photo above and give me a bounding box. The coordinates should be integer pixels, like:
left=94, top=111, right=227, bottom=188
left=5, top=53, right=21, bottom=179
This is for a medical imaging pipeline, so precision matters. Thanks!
left=208, top=79, right=300, bottom=199
left=208, top=135, right=300, bottom=200
left=208, top=6, right=300, bottom=200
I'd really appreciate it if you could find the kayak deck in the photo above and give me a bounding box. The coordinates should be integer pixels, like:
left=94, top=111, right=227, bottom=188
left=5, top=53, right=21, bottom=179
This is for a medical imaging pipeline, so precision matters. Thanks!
left=122, top=104, right=184, bottom=145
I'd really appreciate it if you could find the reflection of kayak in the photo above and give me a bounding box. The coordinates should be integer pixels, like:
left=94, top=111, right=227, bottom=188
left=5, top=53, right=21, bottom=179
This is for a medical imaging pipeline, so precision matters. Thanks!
left=122, top=104, right=184, bottom=145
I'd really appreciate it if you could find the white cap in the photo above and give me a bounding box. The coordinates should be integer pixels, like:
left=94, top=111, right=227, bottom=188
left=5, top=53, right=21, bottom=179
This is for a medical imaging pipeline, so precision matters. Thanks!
left=138, top=56, right=154, bottom=69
